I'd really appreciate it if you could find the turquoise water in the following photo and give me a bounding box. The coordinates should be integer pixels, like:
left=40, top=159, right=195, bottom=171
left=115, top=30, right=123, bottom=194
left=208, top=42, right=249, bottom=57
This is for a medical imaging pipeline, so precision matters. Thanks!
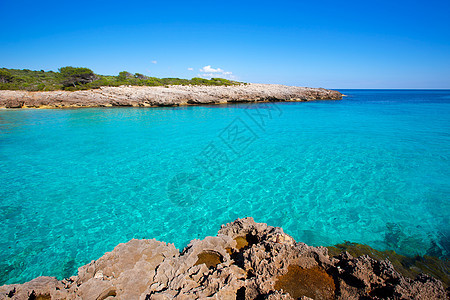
left=0, top=90, right=449, bottom=284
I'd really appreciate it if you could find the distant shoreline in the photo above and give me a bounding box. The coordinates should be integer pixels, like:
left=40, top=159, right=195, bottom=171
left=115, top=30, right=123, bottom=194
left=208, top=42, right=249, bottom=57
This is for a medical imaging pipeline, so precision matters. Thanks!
left=0, top=84, right=342, bottom=109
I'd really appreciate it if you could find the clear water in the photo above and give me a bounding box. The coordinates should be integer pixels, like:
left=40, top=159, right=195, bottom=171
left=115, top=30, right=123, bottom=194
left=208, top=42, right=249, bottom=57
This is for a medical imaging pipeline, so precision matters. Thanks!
left=0, top=90, right=449, bottom=285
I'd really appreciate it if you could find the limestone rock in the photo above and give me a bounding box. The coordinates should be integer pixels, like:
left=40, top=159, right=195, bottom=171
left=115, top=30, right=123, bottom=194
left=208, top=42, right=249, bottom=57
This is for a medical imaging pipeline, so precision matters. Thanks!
left=0, top=218, right=446, bottom=299
left=0, top=84, right=342, bottom=109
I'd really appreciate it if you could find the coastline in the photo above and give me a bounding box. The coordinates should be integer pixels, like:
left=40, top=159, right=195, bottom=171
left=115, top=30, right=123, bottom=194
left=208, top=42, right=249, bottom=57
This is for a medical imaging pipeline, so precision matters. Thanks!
left=0, top=218, right=447, bottom=299
left=0, top=84, right=342, bottom=109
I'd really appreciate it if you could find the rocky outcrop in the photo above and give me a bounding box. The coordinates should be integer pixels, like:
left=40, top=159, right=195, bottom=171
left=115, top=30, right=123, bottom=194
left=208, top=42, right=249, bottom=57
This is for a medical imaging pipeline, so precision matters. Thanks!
left=0, top=84, right=342, bottom=109
left=0, top=218, right=446, bottom=299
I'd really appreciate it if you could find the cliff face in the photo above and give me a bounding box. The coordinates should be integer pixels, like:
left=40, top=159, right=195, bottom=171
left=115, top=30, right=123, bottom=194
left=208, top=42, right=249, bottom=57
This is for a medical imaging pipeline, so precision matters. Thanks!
left=0, top=218, right=446, bottom=300
left=0, top=84, right=342, bottom=109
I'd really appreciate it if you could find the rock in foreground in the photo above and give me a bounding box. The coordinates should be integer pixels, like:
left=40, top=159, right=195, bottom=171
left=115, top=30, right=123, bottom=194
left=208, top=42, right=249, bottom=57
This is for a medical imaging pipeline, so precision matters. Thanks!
left=0, top=84, right=342, bottom=109
left=0, top=218, right=446, bottom=299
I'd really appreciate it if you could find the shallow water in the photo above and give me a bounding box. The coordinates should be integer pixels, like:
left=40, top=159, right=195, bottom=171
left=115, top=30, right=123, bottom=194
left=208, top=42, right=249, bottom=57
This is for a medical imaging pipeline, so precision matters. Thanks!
left=0, top=90, right=449, bottom=284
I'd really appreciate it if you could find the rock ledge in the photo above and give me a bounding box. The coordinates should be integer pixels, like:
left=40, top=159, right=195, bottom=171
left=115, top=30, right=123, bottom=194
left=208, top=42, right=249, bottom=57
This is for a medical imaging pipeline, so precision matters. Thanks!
left=0, top=218, right=446, bottom=299
left=0, top=84, right=342, bottom=109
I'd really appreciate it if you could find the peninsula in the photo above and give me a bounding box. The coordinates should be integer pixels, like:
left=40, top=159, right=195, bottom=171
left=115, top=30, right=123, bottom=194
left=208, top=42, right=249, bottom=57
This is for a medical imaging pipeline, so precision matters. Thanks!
left=0, top=67, right=342, bottom=108
left=0, top=218, right=447, bottom=299
left=0, top=84, right=342, bottom=109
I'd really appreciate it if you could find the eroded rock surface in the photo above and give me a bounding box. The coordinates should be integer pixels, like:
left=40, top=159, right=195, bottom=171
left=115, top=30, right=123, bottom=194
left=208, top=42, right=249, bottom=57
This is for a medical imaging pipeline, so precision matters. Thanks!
left=0, top=84, right=342, bottom=109
left=0, top=218, right=446, bottom=299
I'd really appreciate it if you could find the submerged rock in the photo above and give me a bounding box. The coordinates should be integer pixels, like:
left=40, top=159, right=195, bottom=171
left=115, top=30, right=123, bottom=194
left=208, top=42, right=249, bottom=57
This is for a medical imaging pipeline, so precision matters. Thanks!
left=0, top=218, right=447, bottom=299
left=327, top=241, right=450, bottom=289
left=0, top=84, right=342, bottom=109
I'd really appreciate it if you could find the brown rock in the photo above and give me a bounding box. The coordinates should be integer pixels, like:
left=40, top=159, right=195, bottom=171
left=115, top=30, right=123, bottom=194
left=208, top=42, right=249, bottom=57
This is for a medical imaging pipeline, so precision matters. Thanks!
left=0, top=217, right=446, bottom=300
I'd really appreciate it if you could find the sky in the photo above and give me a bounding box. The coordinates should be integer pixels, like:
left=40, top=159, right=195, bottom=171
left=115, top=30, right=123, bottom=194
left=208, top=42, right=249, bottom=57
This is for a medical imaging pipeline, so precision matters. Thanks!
left=1, top=0, right=449, bottom=88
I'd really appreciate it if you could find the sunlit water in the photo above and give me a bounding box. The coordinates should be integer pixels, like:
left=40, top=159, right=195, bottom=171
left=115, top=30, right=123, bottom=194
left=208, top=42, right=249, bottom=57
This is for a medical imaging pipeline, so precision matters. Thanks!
left=0, top=90, right=449, bottom=284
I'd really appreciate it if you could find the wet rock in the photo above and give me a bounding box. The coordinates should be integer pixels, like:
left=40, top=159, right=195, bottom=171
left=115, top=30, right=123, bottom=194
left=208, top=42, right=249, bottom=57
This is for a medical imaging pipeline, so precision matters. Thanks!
left=0, top=217, right=447, bottom=299
left=328, top=241, right=450, bottom=288
left=4, top=99, right=23, bottom=108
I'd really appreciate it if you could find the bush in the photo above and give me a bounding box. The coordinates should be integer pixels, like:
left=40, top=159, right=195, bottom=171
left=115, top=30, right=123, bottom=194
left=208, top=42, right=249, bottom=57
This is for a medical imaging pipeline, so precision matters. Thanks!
left=117, top=71, right=133, bottom=81
left=59, top=66, right=96, bottom=88
left=134, top=73, right=148, bottom=80
left=0, top=70, right=13, bottom=83
left=0, top=67, right=243, bottom=91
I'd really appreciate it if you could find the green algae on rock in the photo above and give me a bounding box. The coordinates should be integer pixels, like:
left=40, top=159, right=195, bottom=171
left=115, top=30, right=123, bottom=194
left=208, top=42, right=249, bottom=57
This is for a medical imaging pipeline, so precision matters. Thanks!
left=327, top=241, right=450, bottom=288
left=234, top=236, right=249, bottom=250
left=274, top=265, right=335, bottom=300
left=194, top=251, right=223, bottom=269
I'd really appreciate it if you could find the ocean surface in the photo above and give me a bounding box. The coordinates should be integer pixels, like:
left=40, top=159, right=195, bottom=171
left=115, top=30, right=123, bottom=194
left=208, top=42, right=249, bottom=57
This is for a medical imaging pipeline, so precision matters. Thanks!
left=0, top=90, right=449, bottom=285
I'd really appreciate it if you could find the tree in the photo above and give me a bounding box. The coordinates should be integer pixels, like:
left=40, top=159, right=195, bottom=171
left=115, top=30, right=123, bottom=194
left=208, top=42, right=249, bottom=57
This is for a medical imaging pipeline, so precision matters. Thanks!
left=134, top=73, right=148, bottom=80
left=59, top=66, right=96, bottom=87
left=117, top=71, right=133, bottom=81
left=0, top=70, right=13, bottom=83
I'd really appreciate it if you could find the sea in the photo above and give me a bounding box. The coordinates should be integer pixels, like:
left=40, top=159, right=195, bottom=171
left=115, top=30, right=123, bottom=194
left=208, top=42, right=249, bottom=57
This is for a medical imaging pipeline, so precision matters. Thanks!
left=0, top=89, right=449, bottom=285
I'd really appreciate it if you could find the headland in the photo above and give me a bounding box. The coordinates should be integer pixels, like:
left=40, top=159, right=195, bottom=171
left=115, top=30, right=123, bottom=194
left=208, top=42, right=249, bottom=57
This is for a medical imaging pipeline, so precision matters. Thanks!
left=0, top=84, right=342, bottom=109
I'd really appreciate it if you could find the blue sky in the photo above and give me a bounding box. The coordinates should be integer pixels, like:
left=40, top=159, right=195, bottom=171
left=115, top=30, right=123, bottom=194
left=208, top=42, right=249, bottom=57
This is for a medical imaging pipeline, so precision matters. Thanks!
left=1, top=0, right=449, bottom=88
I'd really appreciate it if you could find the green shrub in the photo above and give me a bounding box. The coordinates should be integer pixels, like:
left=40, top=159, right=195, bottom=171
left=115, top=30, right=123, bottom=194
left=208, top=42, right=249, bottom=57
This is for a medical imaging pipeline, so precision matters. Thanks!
left=0, top=67, right=242, bottom=91
left=59, top=66, right=96, bottom=88
left=0, top=70, right=13, bottom=83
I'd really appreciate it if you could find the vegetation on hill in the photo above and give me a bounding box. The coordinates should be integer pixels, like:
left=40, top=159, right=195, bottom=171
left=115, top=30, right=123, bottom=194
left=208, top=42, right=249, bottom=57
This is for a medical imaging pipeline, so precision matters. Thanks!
left=0, top=67, right=242, bottom=91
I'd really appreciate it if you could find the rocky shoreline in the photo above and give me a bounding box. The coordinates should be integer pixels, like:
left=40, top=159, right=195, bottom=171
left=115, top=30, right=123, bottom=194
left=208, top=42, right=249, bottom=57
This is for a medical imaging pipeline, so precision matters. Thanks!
left=0, top=218, right=447, bottom=299
left=0, top=84, right=342, bottom=109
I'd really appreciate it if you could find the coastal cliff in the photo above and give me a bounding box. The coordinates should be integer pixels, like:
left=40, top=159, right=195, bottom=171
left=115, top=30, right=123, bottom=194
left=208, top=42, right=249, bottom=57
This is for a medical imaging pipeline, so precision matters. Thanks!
left=0, top=84, right=342, bottom=109
left=0, top=218, right=446, bottom=300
